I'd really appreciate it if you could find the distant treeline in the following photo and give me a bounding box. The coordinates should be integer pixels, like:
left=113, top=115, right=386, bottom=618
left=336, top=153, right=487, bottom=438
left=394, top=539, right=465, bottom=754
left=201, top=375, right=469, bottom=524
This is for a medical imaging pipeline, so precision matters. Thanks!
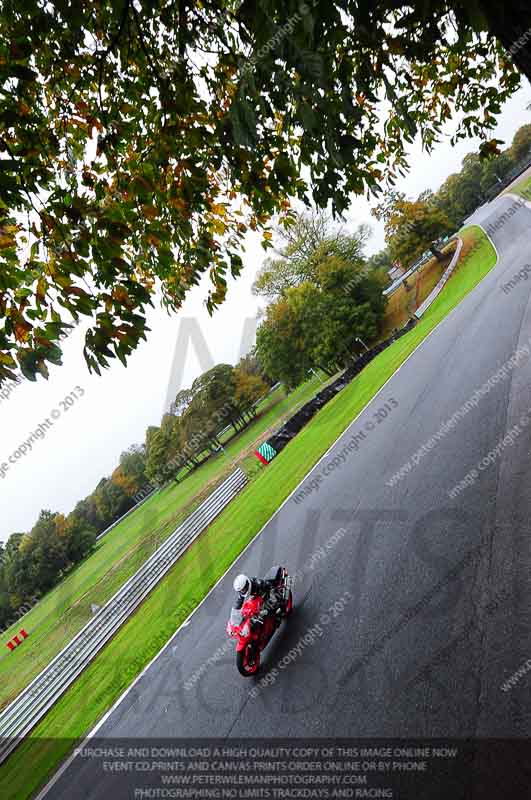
left=0, top=356, right=272, bottom=628
left=371, top=122, right=531, bottom=271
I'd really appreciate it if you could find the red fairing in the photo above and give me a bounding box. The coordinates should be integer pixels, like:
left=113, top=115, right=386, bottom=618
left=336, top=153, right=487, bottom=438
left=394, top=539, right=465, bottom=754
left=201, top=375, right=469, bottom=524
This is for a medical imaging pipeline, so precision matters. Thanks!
left=242, top=595, right=262, bottom=617
left=226, top=567, right=293, bottom=676
left=231, top=596, right=272, bottom=652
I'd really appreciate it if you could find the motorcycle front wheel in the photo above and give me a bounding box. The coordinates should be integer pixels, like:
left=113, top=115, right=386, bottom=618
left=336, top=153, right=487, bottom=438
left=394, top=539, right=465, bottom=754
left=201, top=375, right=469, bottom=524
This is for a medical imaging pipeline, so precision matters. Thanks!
left=236, top=644, right=261, bottom=676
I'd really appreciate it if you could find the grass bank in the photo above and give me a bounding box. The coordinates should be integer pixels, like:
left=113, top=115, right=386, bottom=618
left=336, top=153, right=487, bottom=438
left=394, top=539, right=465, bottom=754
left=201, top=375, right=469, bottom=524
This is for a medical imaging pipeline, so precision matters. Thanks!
left=502, top=171, right=531, bottom=201
left=380, top=240, right=457, bottom=337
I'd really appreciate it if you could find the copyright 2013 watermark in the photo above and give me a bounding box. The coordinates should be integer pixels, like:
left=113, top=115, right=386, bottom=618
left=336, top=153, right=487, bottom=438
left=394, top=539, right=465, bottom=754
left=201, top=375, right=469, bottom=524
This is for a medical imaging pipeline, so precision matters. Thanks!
left=0, top=386, right=85, bottom=480
left=248, top=591, right=352, bottom=700
left=294, top=397, right=399, bottom=504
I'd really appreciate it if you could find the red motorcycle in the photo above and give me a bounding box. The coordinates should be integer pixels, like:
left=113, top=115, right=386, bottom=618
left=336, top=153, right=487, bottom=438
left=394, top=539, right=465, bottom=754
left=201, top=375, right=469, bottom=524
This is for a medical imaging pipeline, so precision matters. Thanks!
left=226, top=566, right=293, bottom=676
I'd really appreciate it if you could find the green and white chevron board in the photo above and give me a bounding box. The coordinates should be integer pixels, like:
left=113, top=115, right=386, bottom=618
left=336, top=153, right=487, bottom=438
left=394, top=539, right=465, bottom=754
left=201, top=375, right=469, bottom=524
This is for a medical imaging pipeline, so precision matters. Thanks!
left=255, top=441, right=277, bottom=465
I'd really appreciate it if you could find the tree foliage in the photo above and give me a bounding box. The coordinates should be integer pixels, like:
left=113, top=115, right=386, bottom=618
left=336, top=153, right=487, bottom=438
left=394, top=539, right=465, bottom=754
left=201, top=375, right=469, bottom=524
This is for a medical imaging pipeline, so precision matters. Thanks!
left=145, top=360, right=269, bottom=483
left=255, top=213, right=386, bottom=388
left=0, top=509, right=97, bottom=629
left=145, top=427, right=172, bottom=485
left=0, top=441, right=152, bottom=625
left=506, top=123, right=531, bottom=164
left=235, top=350, right=275, bottom=386
left=365, top=247, right=395, bottom=288
left=374, top=121, right=531, bottom=266
left=376, top=194, right=454, bottom=266
left=0, top=0, right=524, bottom=383
left=253, top=210, right=371, bottom=299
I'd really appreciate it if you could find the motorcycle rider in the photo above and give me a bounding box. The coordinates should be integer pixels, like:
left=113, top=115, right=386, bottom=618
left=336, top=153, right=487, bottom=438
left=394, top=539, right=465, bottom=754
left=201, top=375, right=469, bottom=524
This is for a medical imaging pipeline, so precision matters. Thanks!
left=232, top=573, right=283, bottom=623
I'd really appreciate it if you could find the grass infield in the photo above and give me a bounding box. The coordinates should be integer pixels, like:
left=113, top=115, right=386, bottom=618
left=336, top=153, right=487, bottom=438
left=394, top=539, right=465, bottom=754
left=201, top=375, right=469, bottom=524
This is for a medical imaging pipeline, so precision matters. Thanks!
left=502, top=170, right=531, bottom=201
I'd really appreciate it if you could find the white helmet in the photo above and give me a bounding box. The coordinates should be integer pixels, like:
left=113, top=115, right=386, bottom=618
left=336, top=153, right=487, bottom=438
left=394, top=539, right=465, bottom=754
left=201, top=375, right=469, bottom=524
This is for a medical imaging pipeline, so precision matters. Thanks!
left=233, top=574, right=250, bottom=594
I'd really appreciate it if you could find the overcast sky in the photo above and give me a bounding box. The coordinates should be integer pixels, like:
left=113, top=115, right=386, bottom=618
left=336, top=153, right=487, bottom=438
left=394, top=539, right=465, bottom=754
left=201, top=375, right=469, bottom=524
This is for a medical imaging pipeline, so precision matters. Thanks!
left=1, top=82, right=530, bottom=545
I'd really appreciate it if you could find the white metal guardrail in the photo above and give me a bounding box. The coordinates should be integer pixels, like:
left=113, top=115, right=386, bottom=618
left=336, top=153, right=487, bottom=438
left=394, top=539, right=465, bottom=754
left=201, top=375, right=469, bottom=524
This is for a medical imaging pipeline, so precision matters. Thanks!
left=0, top=467, right=248, bottom=765
left=384, top=235, right=457, bottom=297
left=415, top=237, right=464, bottom=318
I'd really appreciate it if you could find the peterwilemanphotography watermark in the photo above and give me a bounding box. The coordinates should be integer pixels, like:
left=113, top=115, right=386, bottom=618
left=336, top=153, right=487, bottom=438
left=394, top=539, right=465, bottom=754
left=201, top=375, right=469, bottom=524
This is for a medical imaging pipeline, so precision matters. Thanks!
left=448, top=403, right=531, bottom=498
left=506, top=26, right=531, bottom=57
left=501, top=656, right=531, bottom=692
left=484, top=193, right=530, bottom=237
left=291, top=526, right=348, bottom=586
left=387, top=340, right=531, bottom=487
left=183, top=639, right=233, bottom=693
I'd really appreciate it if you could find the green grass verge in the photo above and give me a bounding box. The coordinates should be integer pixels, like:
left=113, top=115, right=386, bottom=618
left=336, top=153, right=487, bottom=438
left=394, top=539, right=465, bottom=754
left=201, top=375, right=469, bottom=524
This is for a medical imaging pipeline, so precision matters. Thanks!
left=0, top=374, right=336, bottom=711
left=502, top=171, right=531, bottom=201
left=0, top=225, right=496, bottom=800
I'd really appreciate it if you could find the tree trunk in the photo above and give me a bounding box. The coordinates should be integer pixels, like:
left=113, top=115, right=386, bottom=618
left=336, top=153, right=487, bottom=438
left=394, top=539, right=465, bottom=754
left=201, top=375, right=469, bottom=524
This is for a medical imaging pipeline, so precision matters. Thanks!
left=477, top=2, right=531, bottom=83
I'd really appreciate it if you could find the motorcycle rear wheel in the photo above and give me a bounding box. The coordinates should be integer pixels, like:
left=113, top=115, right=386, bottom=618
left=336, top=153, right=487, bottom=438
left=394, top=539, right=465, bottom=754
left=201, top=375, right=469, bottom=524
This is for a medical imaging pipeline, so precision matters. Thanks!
left=236, top=644, right=261, bottom=676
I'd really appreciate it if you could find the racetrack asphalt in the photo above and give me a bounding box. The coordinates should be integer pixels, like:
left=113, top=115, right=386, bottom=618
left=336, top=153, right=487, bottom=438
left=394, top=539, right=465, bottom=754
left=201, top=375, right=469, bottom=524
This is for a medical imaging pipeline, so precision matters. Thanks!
left=41, top=194, right=531, bottom=797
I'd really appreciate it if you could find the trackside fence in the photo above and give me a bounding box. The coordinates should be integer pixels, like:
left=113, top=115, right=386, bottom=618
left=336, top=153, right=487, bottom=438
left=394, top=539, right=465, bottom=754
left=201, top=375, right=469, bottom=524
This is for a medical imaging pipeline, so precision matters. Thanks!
left=0, top=467, right=248, bottom=765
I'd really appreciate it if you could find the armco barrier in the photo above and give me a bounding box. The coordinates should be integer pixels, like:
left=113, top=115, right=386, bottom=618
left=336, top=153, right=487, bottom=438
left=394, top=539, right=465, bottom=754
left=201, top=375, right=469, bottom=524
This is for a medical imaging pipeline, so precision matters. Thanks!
left=415, top=237, right=464, bottom=318
left=0, top=467, right=247, bottom=765
left=384, top=236, right=457, bottom=297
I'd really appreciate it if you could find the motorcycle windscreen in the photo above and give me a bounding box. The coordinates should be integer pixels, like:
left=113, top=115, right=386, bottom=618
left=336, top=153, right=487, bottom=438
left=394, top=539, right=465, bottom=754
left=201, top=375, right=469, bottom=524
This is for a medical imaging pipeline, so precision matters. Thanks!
left=229, top=608, right=244, bottom=626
